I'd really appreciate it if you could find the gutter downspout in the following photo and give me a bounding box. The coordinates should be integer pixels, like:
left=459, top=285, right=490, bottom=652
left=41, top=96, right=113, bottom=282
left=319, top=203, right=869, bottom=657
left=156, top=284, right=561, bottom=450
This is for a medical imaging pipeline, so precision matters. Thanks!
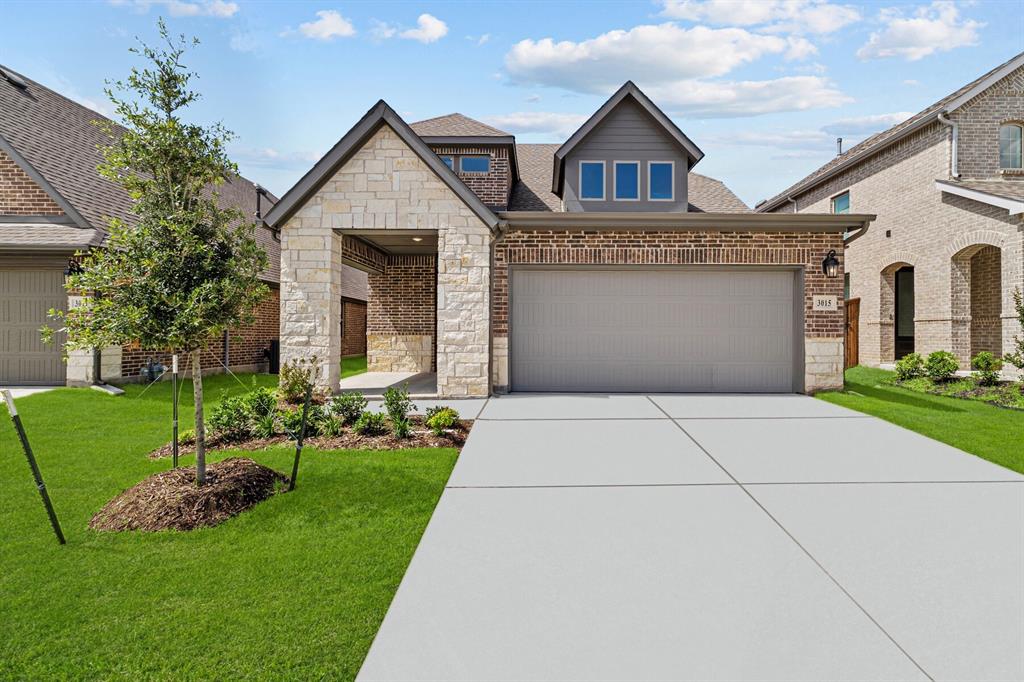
left=788, top=196, right=797, bottom=213
left=937, top=112, right=959, bottom=178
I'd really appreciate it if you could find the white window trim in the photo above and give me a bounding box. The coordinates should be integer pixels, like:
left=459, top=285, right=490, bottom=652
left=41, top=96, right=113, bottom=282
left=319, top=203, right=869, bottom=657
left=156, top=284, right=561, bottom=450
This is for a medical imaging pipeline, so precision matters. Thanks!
left=647, top=160, right=674, bottom=202
left=578, top=160, right=606, bottom=201
left=999, top=123, right=1023, bottom=170
left=612, top=161, right=640, bottom=202
left=830, top=190, right=851, bottom=214
left=460, top=155, right=490, bottom=174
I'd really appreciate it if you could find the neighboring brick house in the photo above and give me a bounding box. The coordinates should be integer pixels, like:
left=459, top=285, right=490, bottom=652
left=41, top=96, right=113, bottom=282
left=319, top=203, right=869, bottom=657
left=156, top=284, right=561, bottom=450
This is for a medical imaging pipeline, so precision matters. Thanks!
left=757, top=52, right=1024, bottom=372
left=267, top=81, right=870, bottom=397
left=0, top=63, right=367, bottom=386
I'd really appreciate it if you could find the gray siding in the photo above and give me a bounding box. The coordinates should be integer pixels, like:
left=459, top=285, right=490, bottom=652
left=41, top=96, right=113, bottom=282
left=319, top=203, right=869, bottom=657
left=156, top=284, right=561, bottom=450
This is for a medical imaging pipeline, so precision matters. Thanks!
left=563, top=99, right=689, bottom=212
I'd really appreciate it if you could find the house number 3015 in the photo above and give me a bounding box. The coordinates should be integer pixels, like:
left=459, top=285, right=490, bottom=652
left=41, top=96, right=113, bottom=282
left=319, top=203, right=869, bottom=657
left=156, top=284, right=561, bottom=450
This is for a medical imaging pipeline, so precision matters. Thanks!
left=812, top=295, right=838, bottom=311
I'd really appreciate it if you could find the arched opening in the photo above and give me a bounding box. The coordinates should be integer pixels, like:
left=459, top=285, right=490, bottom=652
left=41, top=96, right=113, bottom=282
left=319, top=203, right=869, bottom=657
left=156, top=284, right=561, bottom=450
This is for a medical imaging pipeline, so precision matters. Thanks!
left=951, top=244, right=1002, bottom=367
left=879, top=262, right=914, bottom=362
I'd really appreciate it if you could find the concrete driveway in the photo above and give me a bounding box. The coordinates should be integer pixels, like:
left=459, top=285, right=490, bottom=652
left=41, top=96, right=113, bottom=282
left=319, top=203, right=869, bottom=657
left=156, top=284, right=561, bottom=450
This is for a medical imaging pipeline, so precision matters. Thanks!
left=358, top=394, right=1024, bottom=682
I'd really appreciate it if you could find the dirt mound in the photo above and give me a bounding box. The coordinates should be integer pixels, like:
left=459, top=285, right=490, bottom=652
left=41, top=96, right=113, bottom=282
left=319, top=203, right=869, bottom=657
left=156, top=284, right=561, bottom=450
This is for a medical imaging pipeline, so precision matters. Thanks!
left=90, top=458, right=288, bottom=532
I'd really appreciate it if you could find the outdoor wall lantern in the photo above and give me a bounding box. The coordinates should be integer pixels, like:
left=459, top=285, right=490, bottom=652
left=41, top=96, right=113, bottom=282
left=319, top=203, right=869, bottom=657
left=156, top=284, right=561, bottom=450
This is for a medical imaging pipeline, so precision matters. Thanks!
left=821, top=250, right=840, bottom=278
left=63, top=257, right=83, bottom=283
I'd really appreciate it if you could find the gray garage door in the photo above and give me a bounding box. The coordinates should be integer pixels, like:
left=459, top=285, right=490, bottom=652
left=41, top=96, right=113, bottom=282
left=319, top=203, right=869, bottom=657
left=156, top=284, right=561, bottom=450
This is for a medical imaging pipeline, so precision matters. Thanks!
left=510, top=268, right=799, bottom=393
left=0, top=269, right=67, bottom=385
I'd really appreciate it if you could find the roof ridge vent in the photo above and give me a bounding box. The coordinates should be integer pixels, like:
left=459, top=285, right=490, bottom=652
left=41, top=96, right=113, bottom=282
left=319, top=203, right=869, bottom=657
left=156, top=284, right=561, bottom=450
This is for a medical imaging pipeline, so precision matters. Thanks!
left=0, top=66, right=28, bottom=89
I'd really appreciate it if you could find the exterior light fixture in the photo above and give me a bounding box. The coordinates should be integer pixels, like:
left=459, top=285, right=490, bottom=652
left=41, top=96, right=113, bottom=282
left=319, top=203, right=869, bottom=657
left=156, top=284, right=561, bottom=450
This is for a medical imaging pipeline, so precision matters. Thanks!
left=412, top=237, right=423, bottom=242
left=821, top=249, right=840, bottom=279
left=63, top=257, right=83, bottom=283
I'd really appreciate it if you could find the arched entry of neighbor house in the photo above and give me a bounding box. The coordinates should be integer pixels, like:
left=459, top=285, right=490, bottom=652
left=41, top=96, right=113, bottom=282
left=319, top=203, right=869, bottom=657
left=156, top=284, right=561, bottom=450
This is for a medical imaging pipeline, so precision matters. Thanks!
left=950, top=242, right=1003, bottom=366
left=880, top=261, right=915, bottom=361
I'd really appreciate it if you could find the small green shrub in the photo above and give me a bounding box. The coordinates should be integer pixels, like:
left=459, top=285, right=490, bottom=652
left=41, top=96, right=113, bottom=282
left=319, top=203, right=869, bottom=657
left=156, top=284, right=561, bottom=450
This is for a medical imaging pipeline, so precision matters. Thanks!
left=208, top=392, right=252, bottom=442
left=425, top=406, right=459, bottom=436
left=925, top=350, right=959, bottom=382
left=178, top=428, right=195, bottom=444
left=331, top=392, right=368, bottom=425
left=253, top=412, right=278, bottom=439
left=242, top=386, right=278, bottom=418
left=282, top=405, right=319, bottom=440
left=971, top=351, right=1003, bottom=387
left=319, top=413, right=345, bottom=437
left=392, top=416, right=411, bottom=439
left=383, top=384, right=415, bottom=424
left=353, top=411, right=387, bottom=436
left=279, top=355, right=319, bottom=403
left=894, top=352, right=924, bottom=381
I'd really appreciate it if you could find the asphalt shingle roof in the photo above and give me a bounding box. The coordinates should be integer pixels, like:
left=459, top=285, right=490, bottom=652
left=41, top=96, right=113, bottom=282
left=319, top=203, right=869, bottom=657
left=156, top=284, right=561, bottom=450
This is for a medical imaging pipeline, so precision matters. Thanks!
left=410, top=113, right=511, bottom=137
left=0, top=64, right=280, bottom=282
left=508, top=143, right=749, bottom=213
left=0, top=222, right=105, bottom=249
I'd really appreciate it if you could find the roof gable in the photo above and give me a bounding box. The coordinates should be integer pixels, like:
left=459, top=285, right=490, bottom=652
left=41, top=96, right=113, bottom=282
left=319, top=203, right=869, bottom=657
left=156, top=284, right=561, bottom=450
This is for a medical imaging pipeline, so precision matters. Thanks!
left=410, top=113, right=510, bottom=138
left=552, top=81, right=704, bottom=195
left=264, top=101, right=499, bottom=230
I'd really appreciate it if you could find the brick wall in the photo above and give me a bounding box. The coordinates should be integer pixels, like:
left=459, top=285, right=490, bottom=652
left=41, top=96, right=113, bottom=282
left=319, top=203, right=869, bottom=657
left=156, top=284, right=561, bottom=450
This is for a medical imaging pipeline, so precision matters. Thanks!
left=342, top=299, right=367, bottom=356
left=953, top=63, right=1024, bottom=179
left=493, top=228, right=846, bottom=392
left=970, top=245, right=1002, bottom=356
left=367, top=254, right=436, bottom=372
left=429, top=145, right=511, bottom=209
left=117, top=287, right=280, bottom=380
left=0, top=148, right=64, bottom=215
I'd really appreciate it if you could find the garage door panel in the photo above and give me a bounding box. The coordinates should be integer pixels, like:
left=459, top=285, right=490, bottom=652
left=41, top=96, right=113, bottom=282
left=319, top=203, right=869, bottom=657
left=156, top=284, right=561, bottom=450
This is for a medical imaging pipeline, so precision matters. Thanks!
left=511, top=269, right=798, bottom=393
left=1, top=269, right=67, bottom=385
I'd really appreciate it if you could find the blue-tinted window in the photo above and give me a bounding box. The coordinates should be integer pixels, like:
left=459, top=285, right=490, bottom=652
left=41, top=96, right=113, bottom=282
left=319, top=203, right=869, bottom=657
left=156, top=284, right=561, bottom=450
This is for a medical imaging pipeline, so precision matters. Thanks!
left=831, top=191, right=850, bottom=214
left=614, top=162, right=639, bottom=200
left=460, top=156, right=490, bottom=173
left=440, top=156, right=454, bottom=170
left=649, top=162, right=673, bottom=200
left=580, top=162, right=604, bottom=200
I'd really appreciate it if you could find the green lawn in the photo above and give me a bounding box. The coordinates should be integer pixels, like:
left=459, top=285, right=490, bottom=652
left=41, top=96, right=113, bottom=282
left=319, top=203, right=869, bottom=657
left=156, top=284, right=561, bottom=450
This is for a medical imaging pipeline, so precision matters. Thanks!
left=342, top=354, right=367, bottom=379
left=817, top=366, right=1024, bottom=474
left=0, top=374, right=456, bottom=680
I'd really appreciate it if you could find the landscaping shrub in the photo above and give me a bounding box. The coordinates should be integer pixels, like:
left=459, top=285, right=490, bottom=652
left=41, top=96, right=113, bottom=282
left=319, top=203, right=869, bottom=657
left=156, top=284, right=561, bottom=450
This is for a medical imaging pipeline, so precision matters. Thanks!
left=208, top=392, right=252, bottom=442
left=353, top=411, right=387, bottom=436
left=1005, top=288, right=1024, bottom=372
left=383, top=384, right=416, bottom=424
left=280, top=355, right=319, bottom=404
left=282, top=405, right=319, bottom=440
left=971, top=351, right=1003, bottom=387
left=253, top=412, right=278, bottom=439
left=925, top=350, right=959, bottom=382
left=330, top=392, right=368, bottom=425
left=318, top=413, right=345, bottom=437
left=425, top=407, right=459, bottom=436
left=392, top=416, right=411, bottom=439
left=894, top=352, right=924, bottom=381
left=242, top=386, right=277, bottom=419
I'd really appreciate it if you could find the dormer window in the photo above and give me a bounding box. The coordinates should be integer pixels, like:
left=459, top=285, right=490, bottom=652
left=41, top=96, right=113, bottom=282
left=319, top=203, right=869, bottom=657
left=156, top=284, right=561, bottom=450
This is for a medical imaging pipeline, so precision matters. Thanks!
left=460, top=156, right=490, bottom=173
left=580, top=161, right=605, bottom=200
left=649, top=162, right=674, bottom=201
left=614, top=162, right=639, bottom=201
left=440, top=155, right=454, bottom=170
left=1000, top=123, right=1022, bottom=169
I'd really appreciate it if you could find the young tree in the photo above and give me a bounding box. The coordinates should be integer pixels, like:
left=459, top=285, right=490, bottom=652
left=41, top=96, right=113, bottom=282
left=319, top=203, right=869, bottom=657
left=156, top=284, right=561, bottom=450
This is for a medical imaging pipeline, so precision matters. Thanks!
left=48, top=20, right=267, bottom=485
left=1005, top=289, right=1024, bottom=373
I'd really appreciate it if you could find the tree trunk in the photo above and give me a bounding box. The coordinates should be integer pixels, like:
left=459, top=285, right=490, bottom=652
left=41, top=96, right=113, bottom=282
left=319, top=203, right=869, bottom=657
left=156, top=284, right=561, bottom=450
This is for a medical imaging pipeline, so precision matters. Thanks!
left=191, top=350, right=206, bottom=486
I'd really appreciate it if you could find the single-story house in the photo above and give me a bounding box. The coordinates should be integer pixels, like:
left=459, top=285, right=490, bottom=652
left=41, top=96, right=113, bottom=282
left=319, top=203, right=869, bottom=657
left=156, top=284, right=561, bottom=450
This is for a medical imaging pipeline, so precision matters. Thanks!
left=0, top=63, right=367, bottom=385
left=265, top=81, right=872, bottom=397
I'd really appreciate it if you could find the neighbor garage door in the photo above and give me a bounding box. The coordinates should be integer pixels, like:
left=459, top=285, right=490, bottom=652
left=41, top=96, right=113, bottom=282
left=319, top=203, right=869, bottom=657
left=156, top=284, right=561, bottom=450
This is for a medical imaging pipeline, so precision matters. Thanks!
left=0, top=268, right=67, bottom=385
left=510, top=268, right=799, bottom=393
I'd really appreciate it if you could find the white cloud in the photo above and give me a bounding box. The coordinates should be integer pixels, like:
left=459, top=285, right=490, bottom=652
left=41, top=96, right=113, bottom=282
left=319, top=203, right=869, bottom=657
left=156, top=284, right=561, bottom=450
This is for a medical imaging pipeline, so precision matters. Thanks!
left=719, top=129, right=831, bottom=149
left=467, top=33, right=490, bottom=46
left=484, top=112, right=589, bottom=136
left=229, top=31, right=261, bottom=52
left=647, top=76, right=851, bottom=118
left=660, top=0, right=860, bottom=35
left=370, top=19, right=397, bottom=41
left=109, top=0, right=238, bottom=17
left=297, top=10, right=356, bottom=41
left=785, top=36, right=818, bottom=60
left=821, top=111, right=914, bottom=135
left=857, top=1, right=983, bottom=61
left=400, top=14, right=448, bottom=44
left=505, top=23, right=800, bottom=93
left=233, top=147, right=323, bottom=169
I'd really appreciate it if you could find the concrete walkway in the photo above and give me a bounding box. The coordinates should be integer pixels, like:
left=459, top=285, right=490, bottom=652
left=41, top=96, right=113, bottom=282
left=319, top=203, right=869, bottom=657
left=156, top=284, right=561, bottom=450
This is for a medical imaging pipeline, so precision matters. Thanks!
left=358, top=394, right=1024, bottom=681
left=339, top=371, right=436, bottom=397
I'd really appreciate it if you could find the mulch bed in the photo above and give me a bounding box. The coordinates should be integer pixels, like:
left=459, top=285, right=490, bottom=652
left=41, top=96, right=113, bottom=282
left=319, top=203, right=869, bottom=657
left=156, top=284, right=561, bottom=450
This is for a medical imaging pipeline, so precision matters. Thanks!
left=148, top=417, right=472, bottom=460
left=90, top=457, right=288, bottom=532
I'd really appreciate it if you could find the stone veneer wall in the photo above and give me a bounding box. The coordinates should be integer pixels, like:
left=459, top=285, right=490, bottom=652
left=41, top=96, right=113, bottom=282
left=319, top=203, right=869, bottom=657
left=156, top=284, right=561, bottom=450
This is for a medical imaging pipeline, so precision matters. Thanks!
left=0, top=149, right=64, bottom=216
left=492, top=229, right=846, bottom=393
left=367, top=255, right=436, bottom=372
left=279, top=124, right=491, bottom=396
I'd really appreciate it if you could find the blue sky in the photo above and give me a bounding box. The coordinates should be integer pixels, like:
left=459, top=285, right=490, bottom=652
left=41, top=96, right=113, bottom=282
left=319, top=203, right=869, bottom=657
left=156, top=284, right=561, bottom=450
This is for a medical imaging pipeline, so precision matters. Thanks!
left=3, top=0, right=1023, bottom=205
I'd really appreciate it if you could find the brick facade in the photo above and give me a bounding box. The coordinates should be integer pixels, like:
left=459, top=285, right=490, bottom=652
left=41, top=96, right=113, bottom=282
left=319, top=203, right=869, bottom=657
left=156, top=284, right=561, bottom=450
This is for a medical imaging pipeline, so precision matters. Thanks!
left=0, top=148, right=63, bottom=216
left=367, top=254, right=436, bottom=372
left=342, top=299, right=367, bottom=357
left=493, top=228, right=846, bottom=392
left=428, top=145, right=511, bottom=209
left=770, top=64, right=1024, bottom=371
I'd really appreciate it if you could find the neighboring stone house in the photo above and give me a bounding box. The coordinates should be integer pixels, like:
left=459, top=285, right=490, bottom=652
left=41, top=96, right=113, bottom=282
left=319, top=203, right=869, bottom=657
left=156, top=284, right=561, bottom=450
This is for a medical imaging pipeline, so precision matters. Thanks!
left=758, top=52, right=1024, bottom=372
left=0, top=63, right=367, bottom=386
left=266, top=81, right=869, bottom=397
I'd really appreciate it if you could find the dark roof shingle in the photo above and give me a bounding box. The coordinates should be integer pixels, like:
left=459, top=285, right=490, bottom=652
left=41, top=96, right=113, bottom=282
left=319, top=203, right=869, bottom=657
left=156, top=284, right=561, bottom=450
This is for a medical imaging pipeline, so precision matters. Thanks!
left=410, top=113, right=511, bottom=137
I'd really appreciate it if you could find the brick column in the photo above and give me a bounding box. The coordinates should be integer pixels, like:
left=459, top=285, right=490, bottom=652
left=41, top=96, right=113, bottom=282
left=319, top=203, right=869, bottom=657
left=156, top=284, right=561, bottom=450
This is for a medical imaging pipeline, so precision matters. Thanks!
left=279, top=215, right=343, bottom=393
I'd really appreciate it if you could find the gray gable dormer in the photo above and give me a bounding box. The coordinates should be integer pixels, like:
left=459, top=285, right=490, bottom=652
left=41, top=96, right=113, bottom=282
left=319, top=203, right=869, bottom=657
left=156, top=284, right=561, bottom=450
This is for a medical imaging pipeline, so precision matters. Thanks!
left=552, top=81, right=704, bottom=213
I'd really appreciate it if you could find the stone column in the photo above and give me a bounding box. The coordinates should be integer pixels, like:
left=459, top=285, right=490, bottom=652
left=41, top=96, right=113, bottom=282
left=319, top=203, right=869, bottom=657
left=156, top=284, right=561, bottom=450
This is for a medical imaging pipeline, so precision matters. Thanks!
left=279, top=215, right=343, bottom=393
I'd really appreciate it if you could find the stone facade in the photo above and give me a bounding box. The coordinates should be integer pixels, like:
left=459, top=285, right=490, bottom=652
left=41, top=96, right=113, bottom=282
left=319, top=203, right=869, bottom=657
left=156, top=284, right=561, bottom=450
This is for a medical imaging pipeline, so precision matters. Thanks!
left=278, top=124, right=492, bottom=396
left=0, top=149, right=63, bottom=216
left=492, top=228, right=846, bottom=393
left=770, top=66, right=1024, bottom=371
